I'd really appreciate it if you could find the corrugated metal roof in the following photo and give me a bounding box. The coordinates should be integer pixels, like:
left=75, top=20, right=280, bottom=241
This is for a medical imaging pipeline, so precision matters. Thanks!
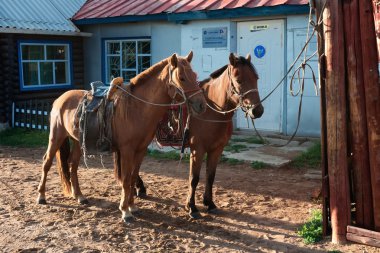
left=73, top=0, right=308, bottom=20
left=0, top=0, right=86, bottom=33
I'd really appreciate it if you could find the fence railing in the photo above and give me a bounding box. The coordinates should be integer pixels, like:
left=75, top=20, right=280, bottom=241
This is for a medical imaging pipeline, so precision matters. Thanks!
left=12, top=100, right=52, bottom=131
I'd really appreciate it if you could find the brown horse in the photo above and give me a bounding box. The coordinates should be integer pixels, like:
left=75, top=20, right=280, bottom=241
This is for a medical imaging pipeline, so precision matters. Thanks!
left=36, top=52, right=206, bottom=222
left=136, top=53, right=264, bottom=218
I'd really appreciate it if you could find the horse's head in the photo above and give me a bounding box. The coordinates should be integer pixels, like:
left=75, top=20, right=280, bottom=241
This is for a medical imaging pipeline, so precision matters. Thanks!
left=228, top=53, right=264, bottom=119
left=167, top=51, right=206, bottom=115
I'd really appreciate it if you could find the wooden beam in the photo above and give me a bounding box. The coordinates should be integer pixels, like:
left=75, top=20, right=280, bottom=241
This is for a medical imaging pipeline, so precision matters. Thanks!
left=359, top=0, right=380, bottom=232
left=347, top=225, right=380, bottom=247
left=323, top=0, right=351, bottom=243
left=343, top=0, right=374, bottom=229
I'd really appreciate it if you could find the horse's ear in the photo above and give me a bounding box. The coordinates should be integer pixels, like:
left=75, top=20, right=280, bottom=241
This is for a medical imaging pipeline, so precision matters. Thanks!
left=229, top=53, right=237, bottom=66
left=186, top=51, right=193, bottom=63
left=170, top=53, right=178, bottom=68
left=246, top=53, right=251, bottom=62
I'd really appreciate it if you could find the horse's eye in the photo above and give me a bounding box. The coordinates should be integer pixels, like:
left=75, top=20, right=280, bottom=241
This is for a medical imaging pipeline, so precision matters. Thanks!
left=179, top=77, right=185, bottom=82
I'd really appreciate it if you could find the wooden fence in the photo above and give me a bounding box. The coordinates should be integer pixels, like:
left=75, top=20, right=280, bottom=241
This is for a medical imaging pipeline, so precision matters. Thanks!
left=316, top=0, right=380, bottom=247
left=12, top=100, right=52, bottom=131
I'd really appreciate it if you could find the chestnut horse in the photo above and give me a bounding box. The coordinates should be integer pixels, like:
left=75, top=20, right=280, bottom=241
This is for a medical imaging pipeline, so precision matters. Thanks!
left=36, top=52, right=206, bottom=222
left=136, top=53, right=264, bottom=218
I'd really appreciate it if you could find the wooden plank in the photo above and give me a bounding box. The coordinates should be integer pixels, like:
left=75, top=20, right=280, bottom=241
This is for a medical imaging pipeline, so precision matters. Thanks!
left=359, top=0, right=380, bottom=232
left=348, top=225, right=380, bottom=240
left=347, top=233, right=380, bottom=248
left=343, top=0, right=374, bottom=229
left=323, top=0, right=351, bottom=243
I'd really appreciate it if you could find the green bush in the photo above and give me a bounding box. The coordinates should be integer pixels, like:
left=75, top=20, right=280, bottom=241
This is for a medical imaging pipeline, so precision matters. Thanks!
left=297, top=209, right=323, bottom=244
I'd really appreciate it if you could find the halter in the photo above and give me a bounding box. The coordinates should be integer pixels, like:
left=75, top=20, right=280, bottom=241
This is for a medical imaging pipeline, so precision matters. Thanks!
left=205, top=66, right=259, bottom=115
left=168, top=66, right=203, bottom=101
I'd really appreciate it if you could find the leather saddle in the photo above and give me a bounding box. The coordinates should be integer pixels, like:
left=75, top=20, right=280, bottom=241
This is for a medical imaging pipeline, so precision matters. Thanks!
left=76, top=78, right=123, bottom=155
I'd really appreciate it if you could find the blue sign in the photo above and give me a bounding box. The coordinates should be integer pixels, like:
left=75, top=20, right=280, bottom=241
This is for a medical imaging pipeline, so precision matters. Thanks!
left=254, top=45, right=266, bottom=58
left=202, top=27, right=228, bottom=48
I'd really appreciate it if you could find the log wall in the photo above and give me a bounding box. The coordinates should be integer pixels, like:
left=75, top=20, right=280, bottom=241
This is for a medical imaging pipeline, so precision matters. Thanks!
left=0, top=33, right=84, bottom=125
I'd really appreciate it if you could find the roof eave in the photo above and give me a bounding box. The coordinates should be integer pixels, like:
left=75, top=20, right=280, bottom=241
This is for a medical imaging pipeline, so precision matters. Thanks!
left=0, top=27, right=92, bottom=37
left=72, top=5, right=309, bottom=25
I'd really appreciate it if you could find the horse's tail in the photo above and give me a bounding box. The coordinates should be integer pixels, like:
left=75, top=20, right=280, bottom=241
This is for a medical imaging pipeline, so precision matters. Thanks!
left=56, top=137, right=72, bottom=196
left=113, top=150, right=122, bottom=183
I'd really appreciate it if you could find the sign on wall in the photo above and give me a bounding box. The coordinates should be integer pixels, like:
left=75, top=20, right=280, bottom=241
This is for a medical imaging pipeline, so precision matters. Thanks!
left=202, top=27, right=228, bottom=48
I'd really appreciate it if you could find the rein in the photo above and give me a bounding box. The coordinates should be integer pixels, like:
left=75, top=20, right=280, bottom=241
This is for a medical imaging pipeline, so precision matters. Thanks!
left=115, top=65, right=202, bottom=107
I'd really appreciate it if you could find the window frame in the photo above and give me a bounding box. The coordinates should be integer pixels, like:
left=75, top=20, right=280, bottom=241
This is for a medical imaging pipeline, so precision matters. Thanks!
left=18, top=40, right=73, bottom=91
left=102, top=37, right=151, bottom=84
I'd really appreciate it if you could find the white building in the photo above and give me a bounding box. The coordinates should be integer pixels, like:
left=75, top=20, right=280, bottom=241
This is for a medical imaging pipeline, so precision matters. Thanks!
left=73, top=0, right=320, bottom=137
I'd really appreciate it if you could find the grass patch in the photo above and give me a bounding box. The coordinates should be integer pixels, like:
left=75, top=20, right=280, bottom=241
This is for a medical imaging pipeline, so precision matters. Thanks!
left=223, top=144, right=248, bottom=153
left=291, top=142, right=321, bottom=168
left=0, top=128, right=48, bottom=147
left=297, top=209, right=323, bottom=244
left=147, top=149, right=190, bottom=162
left=220, top=157, right=244, bottom=165
left=250, top=161, right=267, bottom=169
left=230, top=136, right=264, bottom=144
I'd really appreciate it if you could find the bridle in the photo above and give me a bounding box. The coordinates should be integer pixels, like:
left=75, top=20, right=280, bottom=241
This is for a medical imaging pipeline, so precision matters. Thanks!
left=168, top=66, right=203, bottom=102
left=205, top=65, right=260, bottom=115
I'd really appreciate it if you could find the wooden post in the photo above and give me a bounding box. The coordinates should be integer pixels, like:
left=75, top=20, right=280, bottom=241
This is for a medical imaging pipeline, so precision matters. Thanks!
left=315, top=0, right=329, bottom=236
left=343, top=0, right=374, bottom=229
left=323, top=0, right=351, bottom=243
left=359, top=0, right=380, bottom=232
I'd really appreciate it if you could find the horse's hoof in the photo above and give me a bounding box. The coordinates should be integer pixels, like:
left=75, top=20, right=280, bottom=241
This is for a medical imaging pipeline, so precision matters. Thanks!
left=37, top=198, right=47, bottom=205
left=136, top=189, right=147, bottom=199
left=189, top=211, right=202, bottom=219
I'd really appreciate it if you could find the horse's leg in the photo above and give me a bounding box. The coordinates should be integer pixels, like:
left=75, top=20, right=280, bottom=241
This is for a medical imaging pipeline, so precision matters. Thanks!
left=135, top=173, right=147, bottom=198
left=37, top=130, right=66, bottom=204
left=186, top=149, right=205, bottom=219
left=203, top=148, right=223, bottom=213
left=128, top=150, right=146, bottom=212
left=69, top=140, right=88, bottom=204
left=118, top=148, right=135, bottom=223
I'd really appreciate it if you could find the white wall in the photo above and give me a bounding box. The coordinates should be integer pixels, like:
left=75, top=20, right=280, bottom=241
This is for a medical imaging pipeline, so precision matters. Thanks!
left=81, top=22, right=180, bottom=88
left=181, top=20, right=234, bottom=80
left=80, top=15, right=321, bottom=137
left=286, top=15, right=320, bottom=137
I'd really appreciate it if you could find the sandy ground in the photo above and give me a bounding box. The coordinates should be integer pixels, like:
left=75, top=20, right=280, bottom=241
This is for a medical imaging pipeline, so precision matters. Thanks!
left=0, top=146, right=378, bottom=253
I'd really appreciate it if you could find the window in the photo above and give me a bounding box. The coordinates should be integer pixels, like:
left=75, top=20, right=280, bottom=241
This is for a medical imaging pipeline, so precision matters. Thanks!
left=104, top=39, right=151, bottom=83
left=19, top=42, right=72, bottom=90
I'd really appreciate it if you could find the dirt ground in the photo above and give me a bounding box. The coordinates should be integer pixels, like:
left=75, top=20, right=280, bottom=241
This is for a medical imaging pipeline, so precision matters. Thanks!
left=0, top=146, right=378, bottom=253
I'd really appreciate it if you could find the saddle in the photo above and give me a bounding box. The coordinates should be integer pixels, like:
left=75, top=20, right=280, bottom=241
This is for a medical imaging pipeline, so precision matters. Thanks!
left=76, top=77, right=123, bottom=155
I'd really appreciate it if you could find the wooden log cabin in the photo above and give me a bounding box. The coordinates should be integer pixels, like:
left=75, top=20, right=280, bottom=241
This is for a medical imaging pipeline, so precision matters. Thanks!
left=0, top=0, right=89, bottom=130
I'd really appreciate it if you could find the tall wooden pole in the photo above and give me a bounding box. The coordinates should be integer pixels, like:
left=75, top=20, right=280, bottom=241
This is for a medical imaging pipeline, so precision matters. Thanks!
left=323, top=0, right=351, bottom=243
left=359, top=0, right=380, bottom=232
left=315, top=0, right=329, bottom=236
left=343, top=0, right=374, bottom=229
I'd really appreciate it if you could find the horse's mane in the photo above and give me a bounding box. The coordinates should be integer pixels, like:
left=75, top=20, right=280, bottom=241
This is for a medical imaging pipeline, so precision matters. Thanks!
left=199, top=56, right=259, bottom=87
left=130, top=58, right=168, bottom=85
